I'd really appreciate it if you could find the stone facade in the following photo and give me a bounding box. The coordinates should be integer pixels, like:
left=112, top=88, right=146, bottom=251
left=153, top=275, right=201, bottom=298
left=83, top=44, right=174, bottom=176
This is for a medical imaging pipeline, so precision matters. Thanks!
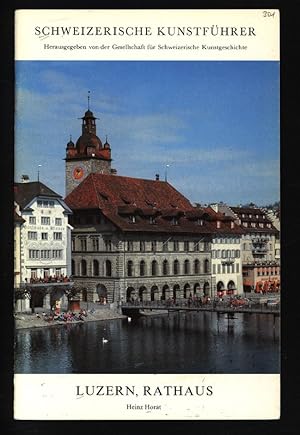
left=65, top=158, right=112, bottom=196
left=70, top=223, right=213, bottom=303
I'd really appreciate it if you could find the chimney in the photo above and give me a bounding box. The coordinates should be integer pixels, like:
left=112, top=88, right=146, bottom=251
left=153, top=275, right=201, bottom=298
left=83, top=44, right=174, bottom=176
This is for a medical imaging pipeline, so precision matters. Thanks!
left=110, top=168, right=117, bottom=175
left=155, top=174, right=160, bottom=181
left=21, top=175, right=29, bottom=183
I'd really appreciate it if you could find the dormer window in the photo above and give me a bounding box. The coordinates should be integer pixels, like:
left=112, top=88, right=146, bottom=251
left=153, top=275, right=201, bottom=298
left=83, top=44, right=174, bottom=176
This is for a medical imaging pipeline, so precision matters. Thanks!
left=172, top=217, right=178, bottom=225
left=242, top=214, right=245, bottom=218
left=217, top=221, right=221, bottom=228
left=249, top=214, right=252, bottom=218
left=149, top=216, right=156, bottom=224
left=230, top=221, right=234, bottom=229
left=130, top=215, right=136, bottom=223
left=197, top=219, right=204, bottom=226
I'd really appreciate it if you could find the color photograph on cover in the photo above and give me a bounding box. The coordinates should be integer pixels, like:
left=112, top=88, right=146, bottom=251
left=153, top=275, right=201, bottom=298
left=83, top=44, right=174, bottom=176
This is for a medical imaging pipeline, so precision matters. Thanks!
left=14, top=60, right=280, bottom=375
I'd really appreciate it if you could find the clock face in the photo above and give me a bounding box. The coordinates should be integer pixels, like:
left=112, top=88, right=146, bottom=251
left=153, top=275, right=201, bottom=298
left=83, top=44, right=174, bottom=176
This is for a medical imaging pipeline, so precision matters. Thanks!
left=73, top=166, right=84, bottom=180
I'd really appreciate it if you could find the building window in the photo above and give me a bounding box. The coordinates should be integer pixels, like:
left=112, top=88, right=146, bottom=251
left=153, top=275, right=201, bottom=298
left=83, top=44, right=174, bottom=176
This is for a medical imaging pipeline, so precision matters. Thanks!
left=37, top=200, right=54, bottom=208
left=28, top=250, right=36, bottom=260
left=129, top=215, right=136, bottom=223
left=222, top=264, right=226, bottom=274
left=41, top=217, right=50, bottom=225
left=236, top=263, right=239, bottom=273
left=80, top=238, right=87, bottom=251
left=93, top=260, right=99, bottom=276
left=55, top=268, right=61, bottom=277
left=197, top=219, right=204, bottom=226
left=172, top=217, right=178, bottom=225
left=204, top=259, right=210, bottom=273
left=231, top=249, right=235, bottom=258
left=194, top=259, right=200, bottom=274
left=81, top=259, right=87, bottom=276
left=232, top=264, right=235, bottom=273
left=28, top=231, right=37, bottom=240
left=217, top=264, right=221, bottom=274
left=173, top=260, right=179, bottom=275
left=227, top=249, right=230, bottom=258
left=162, top=240, right=169, bottom=252
left=149, top=216, right=156, bottom=224
left=222, top=250, right=226, bottom=259
left=184, top=241, right=189, bottom=251
left=41, top=232, right=48, bottom=240
left=173, top=240, right=179, bottom=252
left=92, top=238, right=99, bottom=251
left=212, top=264, right=216, bottom=274
left=71, top=238, right=75, bottom=251
left=140, top=241, right=145, bottom=252
left=52, top=250, right=62, bottom=259
left=204, top=242, right=210, bottom=251
left=217, top=250, right=221, bottom=259
left=53, top=232, right=62, bottom=240
left=127, top=260, right=133, bottom=277
left=140, top=260, right=146, bottom=276
left=151, top=260, right=158, bottom=276
left=235, top=250, right=240, bottom=258
left=226, top=264, right=230, bottom=273
left=151, top=240, right=157, bottom=252
left=105, top=240, right=112, bottom=251
left=29, top=216, right=36, bottom=225
left=127, top=241, right=133, bottom=252
left=30, top=269, right=37, bottom=278
left=184, top=259, right=190, bottom=275
left=162, top=260, right=169, bottom=276
left=217, top=221, right=221, bottom=228
left=55, top=218, right=62, bottom=226
left=194, top=241, right=200, bottom=252
left=71, top=259, right=75, bottom=275
left=105, top=260, right=112, bottom=277
left=41, top=250, right=51, bottom=259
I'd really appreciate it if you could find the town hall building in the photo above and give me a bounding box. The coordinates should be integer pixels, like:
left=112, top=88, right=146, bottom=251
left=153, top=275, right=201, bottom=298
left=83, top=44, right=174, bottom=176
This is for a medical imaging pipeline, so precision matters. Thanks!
left=64, top=106, right=244, bottom=304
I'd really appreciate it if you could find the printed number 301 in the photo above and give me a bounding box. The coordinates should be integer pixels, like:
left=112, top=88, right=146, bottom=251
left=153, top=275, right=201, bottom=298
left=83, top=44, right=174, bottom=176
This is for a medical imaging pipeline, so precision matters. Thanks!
left=263, top=11, right=276, bottom=18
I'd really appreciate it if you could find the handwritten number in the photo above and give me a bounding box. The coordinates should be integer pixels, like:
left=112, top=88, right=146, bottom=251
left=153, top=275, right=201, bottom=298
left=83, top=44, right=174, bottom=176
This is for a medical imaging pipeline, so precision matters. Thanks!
left=263, top=11, right=276, bottom=18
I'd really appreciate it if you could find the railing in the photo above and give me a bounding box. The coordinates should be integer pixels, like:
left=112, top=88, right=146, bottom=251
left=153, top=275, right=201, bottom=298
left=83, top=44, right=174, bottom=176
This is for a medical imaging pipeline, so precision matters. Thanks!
left=121, top=300, right=280, bottom=314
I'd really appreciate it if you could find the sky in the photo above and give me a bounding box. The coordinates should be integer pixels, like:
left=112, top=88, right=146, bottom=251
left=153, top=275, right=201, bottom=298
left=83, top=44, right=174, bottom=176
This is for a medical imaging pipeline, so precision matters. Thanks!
left=15, top=61, right=279, bottom=206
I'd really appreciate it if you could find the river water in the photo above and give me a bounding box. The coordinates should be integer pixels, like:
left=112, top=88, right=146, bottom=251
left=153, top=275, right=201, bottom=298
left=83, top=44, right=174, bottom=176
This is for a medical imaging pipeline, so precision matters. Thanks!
left=14, top=312, right=280, bottom=374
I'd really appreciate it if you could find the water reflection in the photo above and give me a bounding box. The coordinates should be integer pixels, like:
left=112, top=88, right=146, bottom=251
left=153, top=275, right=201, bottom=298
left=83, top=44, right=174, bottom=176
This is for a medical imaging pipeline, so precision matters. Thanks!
left=15, top=312, right=280, bottom=374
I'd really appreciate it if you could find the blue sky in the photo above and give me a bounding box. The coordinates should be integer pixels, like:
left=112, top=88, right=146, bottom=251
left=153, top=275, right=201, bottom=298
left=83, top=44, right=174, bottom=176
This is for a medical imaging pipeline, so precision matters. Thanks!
left=15, top=61, right=279, bottom=206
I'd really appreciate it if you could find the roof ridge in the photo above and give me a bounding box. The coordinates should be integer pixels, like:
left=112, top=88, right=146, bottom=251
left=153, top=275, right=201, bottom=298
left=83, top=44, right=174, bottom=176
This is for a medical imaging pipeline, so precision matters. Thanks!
left=91, top=173, right=102, bottom=209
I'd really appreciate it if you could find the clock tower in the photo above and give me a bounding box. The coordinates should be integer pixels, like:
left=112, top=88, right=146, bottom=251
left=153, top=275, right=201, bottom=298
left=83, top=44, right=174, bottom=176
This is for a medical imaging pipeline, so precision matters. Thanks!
left=65, top=106, right=114, bottom=195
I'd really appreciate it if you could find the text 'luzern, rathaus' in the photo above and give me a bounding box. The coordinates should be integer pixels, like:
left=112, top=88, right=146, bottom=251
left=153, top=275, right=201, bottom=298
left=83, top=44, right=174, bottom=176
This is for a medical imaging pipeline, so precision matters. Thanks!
left=63, top=104, right=280, bottom=304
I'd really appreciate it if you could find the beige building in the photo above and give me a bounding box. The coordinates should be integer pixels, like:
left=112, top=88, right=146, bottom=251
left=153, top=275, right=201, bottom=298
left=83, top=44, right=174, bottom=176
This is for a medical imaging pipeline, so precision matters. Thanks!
left=210, top=203, right=280, bottom=293
left=14, top=204, right=24, bottom=288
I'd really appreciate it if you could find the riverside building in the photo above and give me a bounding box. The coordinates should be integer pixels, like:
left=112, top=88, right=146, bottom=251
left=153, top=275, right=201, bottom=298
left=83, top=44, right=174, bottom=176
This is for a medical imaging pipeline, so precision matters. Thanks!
left=64, top=106, right=241, bottom=304
left=14, top=178, right=73, bottom=311
left=210, top=203, right=280, bottom=293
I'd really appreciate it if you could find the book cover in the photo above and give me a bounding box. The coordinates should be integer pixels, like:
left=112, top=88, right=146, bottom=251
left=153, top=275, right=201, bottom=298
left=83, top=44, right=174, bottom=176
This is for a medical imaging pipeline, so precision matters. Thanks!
left=13, top=9, right=280, bottom=420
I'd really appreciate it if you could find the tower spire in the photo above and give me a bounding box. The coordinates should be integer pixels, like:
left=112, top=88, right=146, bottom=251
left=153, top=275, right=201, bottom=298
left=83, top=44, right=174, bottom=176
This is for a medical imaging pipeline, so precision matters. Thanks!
left=88, top=90, right=90, bottom=110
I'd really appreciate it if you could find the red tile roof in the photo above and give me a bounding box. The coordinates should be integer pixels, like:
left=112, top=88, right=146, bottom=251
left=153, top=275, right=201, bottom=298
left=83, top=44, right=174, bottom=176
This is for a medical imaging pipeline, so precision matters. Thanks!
left=65, top=173, right=243, bottom=235
left=65, top=173, right=193, bottom=211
